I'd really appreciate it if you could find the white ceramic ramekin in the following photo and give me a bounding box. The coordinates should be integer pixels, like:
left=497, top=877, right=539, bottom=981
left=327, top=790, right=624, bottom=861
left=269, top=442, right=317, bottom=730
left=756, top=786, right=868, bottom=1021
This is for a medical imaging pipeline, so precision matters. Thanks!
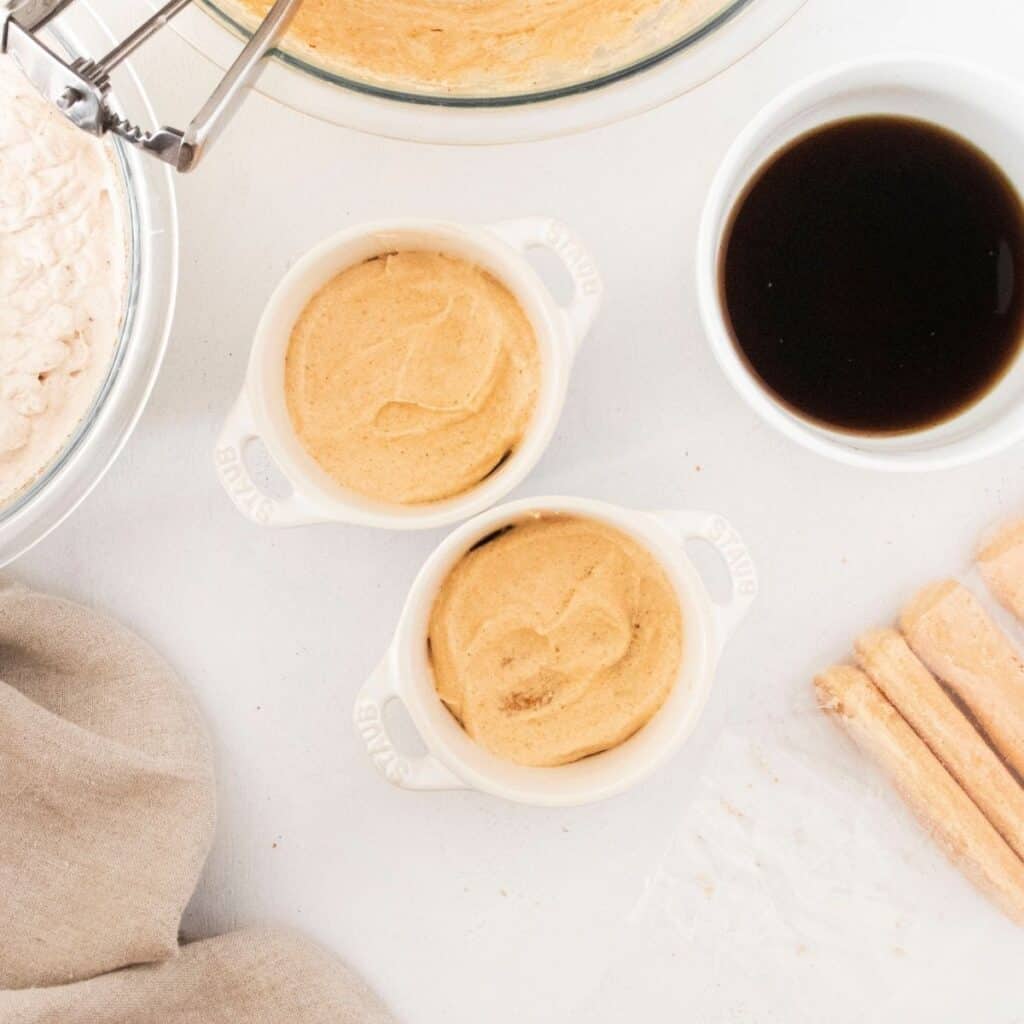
left=215, top=217, right=602, bottom=529
left=697, top=55, right=1024, bottom=472
left=353, top=496, right=757, bottom=806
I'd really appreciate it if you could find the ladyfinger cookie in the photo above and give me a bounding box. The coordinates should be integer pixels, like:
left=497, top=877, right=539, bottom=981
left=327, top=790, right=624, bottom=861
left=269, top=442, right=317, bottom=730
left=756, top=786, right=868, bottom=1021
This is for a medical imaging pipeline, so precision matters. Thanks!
left=978, top=519, right=1024, bottom=622
left=901, top=580, right=1024, bottom=779
left=855, top=628, right=1024, bottom=862
left=815, top=665, right=1024, bottom=925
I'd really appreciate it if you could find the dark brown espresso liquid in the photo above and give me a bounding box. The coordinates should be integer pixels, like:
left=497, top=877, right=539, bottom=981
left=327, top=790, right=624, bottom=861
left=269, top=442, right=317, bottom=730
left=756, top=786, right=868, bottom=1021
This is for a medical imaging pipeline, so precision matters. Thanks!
left=721, top=117, right=1024, bottom=433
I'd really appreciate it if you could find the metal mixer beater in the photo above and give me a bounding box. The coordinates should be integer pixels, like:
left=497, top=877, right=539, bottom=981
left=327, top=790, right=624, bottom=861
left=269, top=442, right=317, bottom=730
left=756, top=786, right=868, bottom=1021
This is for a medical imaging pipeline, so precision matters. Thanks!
left=0, top=0, right=302, bottom=171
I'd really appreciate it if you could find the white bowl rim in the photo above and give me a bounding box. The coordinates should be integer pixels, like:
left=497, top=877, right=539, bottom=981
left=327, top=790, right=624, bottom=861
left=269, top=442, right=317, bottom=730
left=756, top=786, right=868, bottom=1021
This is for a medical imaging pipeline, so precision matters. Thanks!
left=354, top=496, right=759, bottom=806
left=696, top=52, right=1024, bottom=472
left=152, top=0, right=810, bottom=144
left=214, top=216, right=603, bottom=530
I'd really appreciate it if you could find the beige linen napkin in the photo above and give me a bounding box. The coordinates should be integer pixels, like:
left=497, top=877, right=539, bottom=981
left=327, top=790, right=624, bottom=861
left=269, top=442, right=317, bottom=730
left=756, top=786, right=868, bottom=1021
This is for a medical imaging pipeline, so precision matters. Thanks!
left=0, top=928, right=394, bottom=1024
left=0, top=581, right=394, bottom=1022
left=0, top=580, right=216, bottom=989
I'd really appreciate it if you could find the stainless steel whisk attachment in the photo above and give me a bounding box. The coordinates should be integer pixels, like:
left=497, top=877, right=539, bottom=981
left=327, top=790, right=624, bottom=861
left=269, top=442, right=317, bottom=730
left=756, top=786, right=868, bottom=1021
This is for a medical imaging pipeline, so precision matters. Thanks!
left=0, top=0, right=302, bottom=171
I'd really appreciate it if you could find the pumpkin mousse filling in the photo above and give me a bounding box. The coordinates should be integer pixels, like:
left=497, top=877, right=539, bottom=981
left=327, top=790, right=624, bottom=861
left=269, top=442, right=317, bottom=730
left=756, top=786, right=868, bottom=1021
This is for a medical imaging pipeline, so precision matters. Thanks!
left=284, top=251, right=540, bottom=505
left=428, top=515, right=684, bottom=767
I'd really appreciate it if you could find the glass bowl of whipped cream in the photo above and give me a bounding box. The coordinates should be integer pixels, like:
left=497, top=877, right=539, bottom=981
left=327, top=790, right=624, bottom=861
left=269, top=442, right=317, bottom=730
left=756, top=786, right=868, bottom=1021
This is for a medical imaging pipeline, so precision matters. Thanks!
left=160, top=0, right=809, bottom=143
left=0, top=8, right=177, bottom=565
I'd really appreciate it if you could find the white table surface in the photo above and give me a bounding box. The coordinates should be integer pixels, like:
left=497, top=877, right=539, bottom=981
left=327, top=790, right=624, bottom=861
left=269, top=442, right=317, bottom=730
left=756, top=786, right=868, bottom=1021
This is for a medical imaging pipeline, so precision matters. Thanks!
left=18, top=0, right=1024, bottom=1020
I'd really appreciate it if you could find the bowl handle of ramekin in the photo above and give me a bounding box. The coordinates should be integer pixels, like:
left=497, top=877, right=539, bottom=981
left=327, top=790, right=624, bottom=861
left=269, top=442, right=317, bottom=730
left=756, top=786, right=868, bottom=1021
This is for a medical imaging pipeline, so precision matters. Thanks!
left=651, top=510, right=758, bottom=650
left=354, top=656, right=468, bottom=791
left=486, top=217, right=604, bottom=352
left=213, top=390, right=332, bottom=527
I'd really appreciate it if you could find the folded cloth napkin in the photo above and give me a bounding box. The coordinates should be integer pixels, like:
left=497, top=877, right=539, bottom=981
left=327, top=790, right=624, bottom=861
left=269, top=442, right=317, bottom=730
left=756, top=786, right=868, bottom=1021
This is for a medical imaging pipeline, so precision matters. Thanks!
left=0, top=927, right=395, bottom=1024
left=0, top=581, right=394, bottom=1022
left=0, top=580, right=217, bottom=989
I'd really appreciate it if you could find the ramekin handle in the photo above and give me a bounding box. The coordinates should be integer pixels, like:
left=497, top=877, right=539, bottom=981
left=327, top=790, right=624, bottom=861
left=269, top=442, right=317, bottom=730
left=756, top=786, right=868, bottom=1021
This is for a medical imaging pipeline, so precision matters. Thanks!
left=486, top=217, right=603, bottom=352
left=651, top=510, right=758, bottom=648
left=213, top=391, right=331, bottom=528
left=354, top=657, right=467, bottom=791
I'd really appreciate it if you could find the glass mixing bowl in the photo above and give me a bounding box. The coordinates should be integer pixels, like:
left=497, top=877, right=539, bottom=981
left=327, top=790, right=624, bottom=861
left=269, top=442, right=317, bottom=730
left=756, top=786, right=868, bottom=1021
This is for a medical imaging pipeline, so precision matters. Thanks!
left=0, top=8, right=178, bottom=566
left=161, top=0, right=809, bottom=143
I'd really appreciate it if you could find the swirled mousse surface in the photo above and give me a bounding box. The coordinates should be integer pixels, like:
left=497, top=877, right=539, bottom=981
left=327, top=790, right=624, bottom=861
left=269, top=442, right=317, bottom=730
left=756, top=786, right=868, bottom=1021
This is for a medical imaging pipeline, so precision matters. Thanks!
left=227, top=0, right=727, bottom=96
left=284, top=251, right=540, bottom=505
left=0, top=57, right=126, bottom=504
left=429, top=516, right=684, bottom=767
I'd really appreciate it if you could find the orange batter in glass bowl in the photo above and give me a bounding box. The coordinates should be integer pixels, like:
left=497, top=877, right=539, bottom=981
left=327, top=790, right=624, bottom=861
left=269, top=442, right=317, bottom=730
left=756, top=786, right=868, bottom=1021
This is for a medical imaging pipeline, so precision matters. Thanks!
left=222, top=0, right=728, bottom=97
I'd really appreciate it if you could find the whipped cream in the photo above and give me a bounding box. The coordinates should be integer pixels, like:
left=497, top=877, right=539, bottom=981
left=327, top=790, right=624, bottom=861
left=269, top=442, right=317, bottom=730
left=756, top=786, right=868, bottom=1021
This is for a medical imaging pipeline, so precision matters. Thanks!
left=0, top=56, right=126, bottom=504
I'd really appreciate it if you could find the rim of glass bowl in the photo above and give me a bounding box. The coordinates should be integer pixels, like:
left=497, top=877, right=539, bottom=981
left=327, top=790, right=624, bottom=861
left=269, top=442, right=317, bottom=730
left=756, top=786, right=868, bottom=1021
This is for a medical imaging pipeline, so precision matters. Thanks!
left=200, top=0, right=754, bottom=106
left=0, top=8, right=178, bottom=565
left=166, top=0, right=810, bottom=143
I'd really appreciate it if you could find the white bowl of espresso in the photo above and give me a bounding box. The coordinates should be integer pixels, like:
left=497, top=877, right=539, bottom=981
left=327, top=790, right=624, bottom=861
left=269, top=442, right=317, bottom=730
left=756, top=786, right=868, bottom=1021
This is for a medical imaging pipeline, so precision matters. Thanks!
left=352, top=496, right=757, bottom=806
left=697, top=55, right=1024, bottom=471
